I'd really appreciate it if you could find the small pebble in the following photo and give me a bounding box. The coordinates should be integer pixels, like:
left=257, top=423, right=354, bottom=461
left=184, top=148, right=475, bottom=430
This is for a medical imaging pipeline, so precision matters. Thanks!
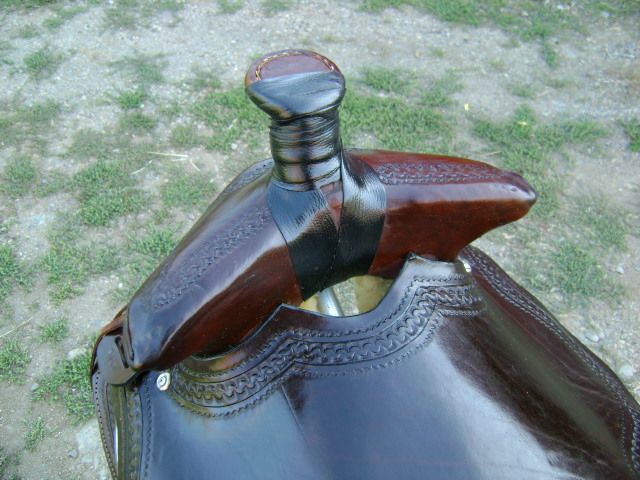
left=616, top=265, right=625, bottom=275
left=619, top=364, right=636, bottom=379
left=67, top=348, right=87, bottom=361
left=68, top=449, right=78, bottom=459
left=586, top=332, right=600, bottom=343
left=30, top=383, right=39, bottom=392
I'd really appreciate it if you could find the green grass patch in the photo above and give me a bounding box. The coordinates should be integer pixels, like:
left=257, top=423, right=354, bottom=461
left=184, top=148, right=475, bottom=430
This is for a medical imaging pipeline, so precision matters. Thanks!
left=112, top=54, right=166, bottom=88
left=161, top=171, right=215, bottom=209
left=473, top=105, right=607, bottom=216
left=193, top=87, right=267, bottom=151
left=0, top=99, right=61, bottom=149
left=550, top=242, right=608, bottom=299
left=1, top=155, right=38, bottom=197
left=262, top=0, right=291, bottom=14
left=117, top=224, right=180, bottom=300
left=18, top=24, right=40, bottom=38
left=43, top=5, right=87, bottom=30
left=0, top=340, right=31, bottom=384
left=105, top=0, right=184, bottom=29
left=622, top=118, right=640, bottom=152
left=575, top=195, right=629, bottom=250
left=421, top=72, right=463, bottom=107
left=42, top=238, right=121, bottom=303
left=33, top=349, right=94, bottom=423
left=359, top=0, right=578, bottom=66
left=507, top=82, right=537, bottom=99
left=217, top=0, right=243, bottom=14
left=170, top=124, right=202, bottom=148
left=130, top=225, right=179, bottom=259
left=118, top=111, right=157, bottom=132
left=341, top=90, right=453, bottom=152
left=361, top=67, right=412, bottom=94
left=115, top=89, right=147, bottom=109
left=188, top=68, right=222, bottom=91
left=23, top=46, right=62, bottom=79
left=24, top=417, right=46, bottom=451
left=67, top=129, right=115, bottom=160
left=39, top=317, right=69, bottom=343
left=73, top=159, right=145, bottom=226
left=0, top=244, right=26, bottom=306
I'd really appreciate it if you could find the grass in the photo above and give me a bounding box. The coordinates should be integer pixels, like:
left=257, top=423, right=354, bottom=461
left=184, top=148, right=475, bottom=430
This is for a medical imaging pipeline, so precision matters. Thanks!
left=1, top=155, right=38, bottom=197
left=115, top=89, right=147, bottom=109
left=192, top=87, right=267, bottom=151
left=161, top=171, right=215, bottom=209
left=188, top=68, right=222, bottom=91
left=622, top=118, right=640, bottom=152
left=24, top=417, right=46, bottom=451
left=0, top=340, right=31, bottom=384
left=361, top=67, right=412, bottom=94
left=341, top=91, right=453, bottom=152
left=42, top=5, right=87, bottom=30
left=73, top=159, right=146, bottom=226
left=39, top=317, right=69, bottom=343
left=118, top=111, right=157, bottom=132
left=23, top=46, right=62, bottom=79
left=420, top=73, right=463, bottom=107
left=0, top=99, right=61, bottom=150
left=473, top=105, right=607, bottom=216
left=507, top=82, right=537, bottom=99
left=104, top=0, right=184, bottom=29
left=112, top=54, right=166, bottom=88
left=262, top=0, right=291, bottom=14
left=0, top=444, right=20, bottom=479
left=33, top=349, right=94, bottom=423
left=575, top=195, right=629, bottom=250
left=116, top=225, right=181, bottom=299
left=358, top=0, right=579, bottom=67
left=0, top=245, right=26, bottom=306
left=170, top=124, right=202, bottom=148
left=550, top=242, right=608, bottom=299
left=217, top=0, right=243, bottom=14
left=42, top=222, right=122, bottom=303
left=17, top=24, right=40, bottom=38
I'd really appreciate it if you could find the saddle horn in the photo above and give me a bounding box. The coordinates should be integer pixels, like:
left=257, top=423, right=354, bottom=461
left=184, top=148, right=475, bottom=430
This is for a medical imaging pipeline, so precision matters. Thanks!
left=93, top=50, right=536, bottom=383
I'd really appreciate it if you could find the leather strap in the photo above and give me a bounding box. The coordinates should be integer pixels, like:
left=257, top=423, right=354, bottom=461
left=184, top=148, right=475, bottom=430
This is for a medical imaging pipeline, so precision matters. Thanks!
left=268, top=153, right=386, bottom=299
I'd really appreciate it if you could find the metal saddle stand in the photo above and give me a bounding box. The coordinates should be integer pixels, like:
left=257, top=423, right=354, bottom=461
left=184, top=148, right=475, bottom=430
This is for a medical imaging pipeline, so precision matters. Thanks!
left=91, top=50, right=640, bottom=480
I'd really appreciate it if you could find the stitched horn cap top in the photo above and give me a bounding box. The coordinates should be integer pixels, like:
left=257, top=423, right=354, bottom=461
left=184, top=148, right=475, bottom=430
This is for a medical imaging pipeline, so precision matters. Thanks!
left=245, top=49, right=342, bottom=86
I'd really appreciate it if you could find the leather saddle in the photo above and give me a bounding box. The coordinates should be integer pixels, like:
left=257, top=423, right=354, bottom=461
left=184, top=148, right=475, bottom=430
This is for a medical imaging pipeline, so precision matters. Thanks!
left=91, top=50, right=640, bottom=479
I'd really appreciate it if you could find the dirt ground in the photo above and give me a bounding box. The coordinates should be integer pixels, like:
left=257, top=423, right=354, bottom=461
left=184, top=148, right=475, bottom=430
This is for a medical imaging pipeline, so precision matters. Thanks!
left=0, top=1, right=638, bottom=479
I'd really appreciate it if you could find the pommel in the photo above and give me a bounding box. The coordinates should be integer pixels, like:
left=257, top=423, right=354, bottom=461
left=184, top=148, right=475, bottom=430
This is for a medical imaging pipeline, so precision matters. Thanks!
left=245, top=49, right=342, bottom=86
left=245, top=50, right=346, bottom=187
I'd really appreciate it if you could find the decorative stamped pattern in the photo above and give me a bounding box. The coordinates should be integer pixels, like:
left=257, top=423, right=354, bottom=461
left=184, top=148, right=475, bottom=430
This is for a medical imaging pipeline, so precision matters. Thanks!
left=170, top=274, right=484, bottom=416
left=373, top=161, right=512, bottom=186
left=151, top=205, right=272, bottom=309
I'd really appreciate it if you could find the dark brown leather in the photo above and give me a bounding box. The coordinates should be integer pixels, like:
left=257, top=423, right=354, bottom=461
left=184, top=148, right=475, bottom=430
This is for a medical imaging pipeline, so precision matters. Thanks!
left=97, top=151, right=534, bottom=377
left=93, top=248, right=640, bottom=479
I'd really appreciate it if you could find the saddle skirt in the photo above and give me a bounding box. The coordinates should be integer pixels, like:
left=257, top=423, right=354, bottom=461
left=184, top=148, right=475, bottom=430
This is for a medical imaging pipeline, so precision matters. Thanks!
left=92, top=247, right=640, bottom=480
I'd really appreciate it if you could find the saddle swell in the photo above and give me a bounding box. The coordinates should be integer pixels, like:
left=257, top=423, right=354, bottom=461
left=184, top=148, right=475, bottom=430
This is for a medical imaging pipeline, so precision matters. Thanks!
left=93, top=250, right=640, bottom=479
left=91, top=49, right=640, bottom=480
left=93, top=149, right=535, bottom=378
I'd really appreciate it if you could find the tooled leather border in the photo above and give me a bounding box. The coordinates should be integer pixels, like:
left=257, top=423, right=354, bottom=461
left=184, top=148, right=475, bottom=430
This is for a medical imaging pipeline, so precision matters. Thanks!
left=169, top=269, right=483, bottom=417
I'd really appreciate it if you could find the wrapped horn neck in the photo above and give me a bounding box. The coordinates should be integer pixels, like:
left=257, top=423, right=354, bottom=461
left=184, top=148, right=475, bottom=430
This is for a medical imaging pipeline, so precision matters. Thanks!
left=245, top=50, right=346, bottom=190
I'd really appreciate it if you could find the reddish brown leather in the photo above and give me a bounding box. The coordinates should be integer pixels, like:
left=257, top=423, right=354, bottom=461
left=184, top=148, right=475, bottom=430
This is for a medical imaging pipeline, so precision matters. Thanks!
left=244, top=49, right=341, bottom=85
left=119, top=152, right=534, bottom=372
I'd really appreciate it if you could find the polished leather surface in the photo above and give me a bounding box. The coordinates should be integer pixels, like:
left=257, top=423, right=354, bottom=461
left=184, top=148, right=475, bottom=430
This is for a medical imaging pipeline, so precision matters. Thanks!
left=95, top=150, right=535, bottom=378
left=93, top=249, right=640, bottom=479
